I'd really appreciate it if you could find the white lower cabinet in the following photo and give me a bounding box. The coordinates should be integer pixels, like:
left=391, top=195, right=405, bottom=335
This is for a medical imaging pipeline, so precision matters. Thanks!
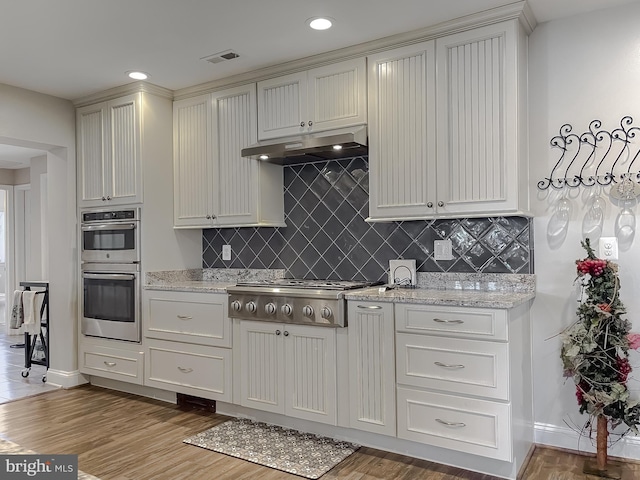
left=79, top=342, right=144, bottom=385
left=394, top=302, right=532, bottom=467
left=145, top=338, right=232, bottom=401
left=396, top=387, right=512, bottom=461
left=143, top=290, right=233, bottom=401
left=347, top=301, right=396, bottom=436
left=236, top=320, right=337, bottom=425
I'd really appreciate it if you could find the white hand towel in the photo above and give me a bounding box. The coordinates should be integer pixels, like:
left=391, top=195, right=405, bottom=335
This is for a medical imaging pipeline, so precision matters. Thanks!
left=9, top=290, right=23, bottom=329
left=22, top=291, right=40, bottom=335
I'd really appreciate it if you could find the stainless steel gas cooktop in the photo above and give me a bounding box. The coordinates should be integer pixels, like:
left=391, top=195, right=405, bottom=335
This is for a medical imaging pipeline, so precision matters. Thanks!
left=227, top=279, right=381, bottom=327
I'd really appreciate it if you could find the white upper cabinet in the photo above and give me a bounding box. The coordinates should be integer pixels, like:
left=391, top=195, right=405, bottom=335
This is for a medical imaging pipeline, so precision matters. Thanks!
left=367, top=19, right=528, bottom=221
left=77, top=93, right=142, bottom=207
left=367, top=41, right=437, bottom=221
left=257, top=58, right=367, bottom=140
left=435, top=21, right=525, bottom=216
left=173, top=84, right=285, bottom=228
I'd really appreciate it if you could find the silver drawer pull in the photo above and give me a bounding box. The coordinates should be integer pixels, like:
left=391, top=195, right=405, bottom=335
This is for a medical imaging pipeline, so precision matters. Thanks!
left=436, top=418, right=466, bottom=427
left=433, top=318, right=464, bottom=324
left=358, top=305, right=382, bottom=309
left=177, top=367, right=193, bottom=373
left=435, top=361, right=465, bottom=369
left=177, top=315, right=193, bottom=320
left=104, top=361, right=116, bottom=367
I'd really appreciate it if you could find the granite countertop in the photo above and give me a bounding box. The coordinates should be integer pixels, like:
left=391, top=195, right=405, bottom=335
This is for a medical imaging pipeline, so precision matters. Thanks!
left=343, top=286, right=535, bottom=309
left=145, top=270, right=536, bottom=309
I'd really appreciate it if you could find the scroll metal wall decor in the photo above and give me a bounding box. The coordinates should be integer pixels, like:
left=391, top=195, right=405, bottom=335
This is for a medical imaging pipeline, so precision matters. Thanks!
left=538, top=116, right=640, bottom=198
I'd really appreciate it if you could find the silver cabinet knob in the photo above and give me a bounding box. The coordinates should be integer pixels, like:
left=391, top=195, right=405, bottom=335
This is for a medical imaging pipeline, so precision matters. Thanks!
left=245, top=301, right=257, bottom=313
left=275, top=329, right=281, bottom=336
left=231, top=300, right=242, bottom=312
left=211, top=214, right=216, bottom=219
left=205, top=214, right=211, bottom=219
left=283, top=331, right=289, bottom=337
left=308, top=121, right=313, bottom=127
left=302, top=305, right=314, bottom=317
left=438, top=201, right=445, bottom=207
left=101, top=196, right=106, bottom=201
left=320, top=306, right=333, bottom=319
left=427, top=202, right=433, bottom=208
left=265, top=302, right=277, bottom=315
left=300, top=121, right=305, bottom=127
left=281, top=304, right=293, bottom=316
left=106, top=196, right=111, bottom=200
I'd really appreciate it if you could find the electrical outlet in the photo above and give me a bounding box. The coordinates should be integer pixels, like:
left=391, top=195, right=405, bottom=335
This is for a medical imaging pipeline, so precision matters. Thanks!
left=598, top=237, right=618, bottom=261
left=222, top=244, right=232, bottom=261
left=434, top=239, right=453, bottom=261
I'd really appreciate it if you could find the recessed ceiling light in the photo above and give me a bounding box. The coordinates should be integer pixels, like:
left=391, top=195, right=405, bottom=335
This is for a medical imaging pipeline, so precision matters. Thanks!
left=127, top=71, right=149, bottom=80
left=307, top=17, right=334, bottom=30
left=332, top=145, right=343, bottom=151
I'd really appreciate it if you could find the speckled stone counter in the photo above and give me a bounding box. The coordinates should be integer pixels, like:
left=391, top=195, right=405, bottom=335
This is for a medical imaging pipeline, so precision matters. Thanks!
left=345, top=273, right=536, bottom=309
left=145, top=268, right=285, bottom=293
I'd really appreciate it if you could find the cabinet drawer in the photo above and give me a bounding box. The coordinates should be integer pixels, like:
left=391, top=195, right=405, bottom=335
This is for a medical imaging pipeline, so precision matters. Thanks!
left=80, top=344, right=144, bottom=385
left=145, top=339, right=232, bottom=402
left=144, top=290, right=231, bottom=347
left=395, top=304, right=508, bottom=341
left=396, top=334, right=509, bottom=400
left=397, top=387, right=512, bottom=461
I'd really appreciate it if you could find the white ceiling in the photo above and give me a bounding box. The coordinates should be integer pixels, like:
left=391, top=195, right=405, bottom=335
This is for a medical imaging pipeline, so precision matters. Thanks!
left=0, top=0, right=638, bottom=168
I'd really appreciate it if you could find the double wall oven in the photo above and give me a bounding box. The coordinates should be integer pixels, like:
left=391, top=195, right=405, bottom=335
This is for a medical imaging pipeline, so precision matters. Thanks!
left=80, top=208, right=141, bottom=342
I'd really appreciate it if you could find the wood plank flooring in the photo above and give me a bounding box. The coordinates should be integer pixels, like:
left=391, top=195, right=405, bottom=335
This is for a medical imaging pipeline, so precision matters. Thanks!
left=1, top=385, right=640, bottom=479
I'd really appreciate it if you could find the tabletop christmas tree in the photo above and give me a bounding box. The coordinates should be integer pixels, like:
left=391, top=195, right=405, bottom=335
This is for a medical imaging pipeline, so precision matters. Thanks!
left=561, top=239, right=640, bottom=478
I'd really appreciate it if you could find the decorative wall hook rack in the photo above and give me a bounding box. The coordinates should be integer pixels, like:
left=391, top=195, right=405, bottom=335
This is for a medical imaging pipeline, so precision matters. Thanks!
left=538, top=116, right=640, bottom=193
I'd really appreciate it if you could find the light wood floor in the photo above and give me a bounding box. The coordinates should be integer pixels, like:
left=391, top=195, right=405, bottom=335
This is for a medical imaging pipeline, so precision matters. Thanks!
left=1, top=386, right=640, bottom=480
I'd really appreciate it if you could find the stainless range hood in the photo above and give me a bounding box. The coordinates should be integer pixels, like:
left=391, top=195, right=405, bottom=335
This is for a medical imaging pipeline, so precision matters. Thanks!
left=241, top=126, right=367, bottom=165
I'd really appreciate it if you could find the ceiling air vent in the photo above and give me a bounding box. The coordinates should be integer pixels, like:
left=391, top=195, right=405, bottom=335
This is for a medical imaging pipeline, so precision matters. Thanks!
left=201, top=50, right=240, bottom=65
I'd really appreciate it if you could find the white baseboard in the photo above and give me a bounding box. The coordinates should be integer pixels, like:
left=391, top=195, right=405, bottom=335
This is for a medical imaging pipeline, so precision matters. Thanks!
left=44, top=369, right=89, bottom=389
left=535, top=422, right=640, bottom=460
left=88, top=376, right=177, bottom=403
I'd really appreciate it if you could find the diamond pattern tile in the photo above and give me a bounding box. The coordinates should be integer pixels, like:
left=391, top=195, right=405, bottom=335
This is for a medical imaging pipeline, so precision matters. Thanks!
left=202, top=156, right=533, bottom=280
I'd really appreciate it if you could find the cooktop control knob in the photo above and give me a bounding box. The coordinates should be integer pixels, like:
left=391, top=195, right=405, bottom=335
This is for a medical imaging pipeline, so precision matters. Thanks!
left=320, top=306, right=333, bottom=319
left=281, top=304, right=293, bottom=316
left=265, top=302, right=277, bottom=315
left=231, top=300, right=242, bottom=312
left=245, top=301, right=257, bottom=314
left=302, top=305, right=314, bottom=317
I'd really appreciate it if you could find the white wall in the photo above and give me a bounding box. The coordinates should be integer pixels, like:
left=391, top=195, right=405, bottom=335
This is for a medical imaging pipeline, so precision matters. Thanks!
left=0, top=83, right=77, bottom=387
left=530, top=3, right=640, bottom=457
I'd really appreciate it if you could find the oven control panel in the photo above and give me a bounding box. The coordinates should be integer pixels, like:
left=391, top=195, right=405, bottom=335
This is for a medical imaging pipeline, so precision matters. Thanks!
left=228, top=294, right=345, bottom=327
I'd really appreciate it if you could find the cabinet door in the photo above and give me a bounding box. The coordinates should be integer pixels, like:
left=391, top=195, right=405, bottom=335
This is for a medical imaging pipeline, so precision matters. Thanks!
left=367, top=41, right=437, bottom=221
left=173, top=94, right=214, bottom=227
left=307, top=58, right=367, bottom=133
left=77, top=102, right=107, bottom=206
left=239, top=320, right=285, bottom=414
left=347, top=301, right=396, bottom=436
left=211, top=84, right=259, bottom=226
left=284, top=324, right=337, bottom=425
left=436, top=21, right=518, bottom=215
left=107, top=93, right=142, bottom=205
left=257, top=72, right=307, bottom=140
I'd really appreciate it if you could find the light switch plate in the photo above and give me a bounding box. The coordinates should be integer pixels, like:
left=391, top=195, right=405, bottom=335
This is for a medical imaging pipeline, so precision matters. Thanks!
left=434, top=240, right=454, bottom=260
left=222, top=244, right=232, bottom=261
left=599, top=237, right=618, bottom=261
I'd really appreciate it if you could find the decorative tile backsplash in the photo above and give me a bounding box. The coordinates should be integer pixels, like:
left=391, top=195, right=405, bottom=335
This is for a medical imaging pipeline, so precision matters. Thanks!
left=203, top=156, right=533, bottom=282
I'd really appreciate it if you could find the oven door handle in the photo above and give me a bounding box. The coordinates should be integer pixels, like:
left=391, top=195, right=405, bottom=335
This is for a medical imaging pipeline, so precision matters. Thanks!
left=81, top=223, right=136, bottom=231
left=83, top=273, right=136, bottom=281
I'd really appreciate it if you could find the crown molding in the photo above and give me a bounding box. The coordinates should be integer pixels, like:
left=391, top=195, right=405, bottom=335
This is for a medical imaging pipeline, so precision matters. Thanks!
left=174, top=1, right=536, bottom=101
left=73, top=81, right=173, bottom=107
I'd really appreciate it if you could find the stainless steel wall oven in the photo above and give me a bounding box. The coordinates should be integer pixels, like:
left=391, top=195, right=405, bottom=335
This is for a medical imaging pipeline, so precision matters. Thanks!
left=81, top=262, right=141, bottom=342
left=81, top=208, right=140, bottom=263
left=80, top=207, right=141, bottom=343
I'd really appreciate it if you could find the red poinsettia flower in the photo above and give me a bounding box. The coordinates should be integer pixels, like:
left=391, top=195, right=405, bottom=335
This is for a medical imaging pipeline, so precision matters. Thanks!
left=598, top=303, right=612, bottom=313
left=629, top=333, right=640, bottom=350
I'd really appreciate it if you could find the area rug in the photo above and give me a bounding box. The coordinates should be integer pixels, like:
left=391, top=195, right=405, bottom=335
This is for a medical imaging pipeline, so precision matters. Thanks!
left=0, top=438, right=100, bottom=479
left=183, top=418, right=360, bottom=479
